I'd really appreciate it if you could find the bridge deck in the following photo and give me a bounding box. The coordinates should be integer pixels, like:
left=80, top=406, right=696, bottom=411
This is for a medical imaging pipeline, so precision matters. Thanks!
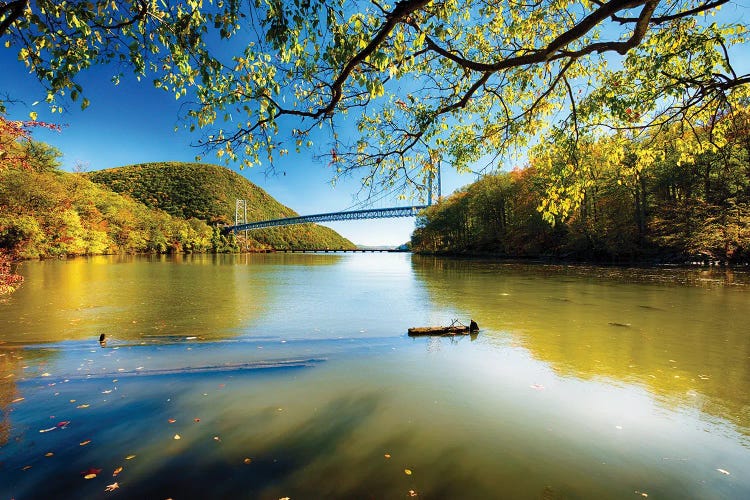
left=226, top=206, right=428, bottom=232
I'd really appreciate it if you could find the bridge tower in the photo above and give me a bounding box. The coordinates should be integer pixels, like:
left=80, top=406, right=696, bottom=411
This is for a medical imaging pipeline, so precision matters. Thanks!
left=235, top=199, right=248, bottom=244
left=427, top=158, right=442, bottom=206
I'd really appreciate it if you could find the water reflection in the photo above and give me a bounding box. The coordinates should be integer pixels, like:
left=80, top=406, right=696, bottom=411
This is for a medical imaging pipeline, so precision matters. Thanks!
left=2, top=254, right=750, bottom=498
left=411, top=256, right=750, bottom=436
left=0, top=255, right=280, bottom=343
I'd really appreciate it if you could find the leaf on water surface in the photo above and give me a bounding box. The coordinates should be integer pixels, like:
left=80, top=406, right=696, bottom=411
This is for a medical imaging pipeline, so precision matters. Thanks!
left=105, top=482, right=119, bottom=491
left=45, top=452, right=54, bottom=457
left=384, top=454, right=391, bottom=459
left=11, top=397, right=24, bottom=403
left=82, top=468, right=102, bottom=479
left=174, top=434, right=181, bottom=440
left=243, top=458, right=252, bottom=464
left=39, top=427, right=56, bottom=433
left=102, top=390, right=113, bottom=394
left=113, top=467, right=123, bottom=476
left=168, top=419, right=176, bottom=423
left=80, top=440, right=91, bottom=446
left=77, top=404, right=90, bottom=409
left=125, top=455, right=136, bottom=460
left=717, top=468, right=730, bottom=475
left=409, top=490, right=418, bottom=497
left=213, top=436, right=221, bottom=441
left=41, top=372, right=51, bottom=377
left=57, top=421, right=70, bottom=428
left=530, top=384, right=545, bottom=390
left=194, top=418, right=200, bottom=422
left=22, top=465, right=32, bottom=471
left=404, top=469, right=412, bottom=475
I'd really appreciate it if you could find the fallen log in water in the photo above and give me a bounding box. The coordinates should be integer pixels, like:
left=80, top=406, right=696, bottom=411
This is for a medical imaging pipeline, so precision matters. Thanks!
left=408, top=320, right=479, bottom=337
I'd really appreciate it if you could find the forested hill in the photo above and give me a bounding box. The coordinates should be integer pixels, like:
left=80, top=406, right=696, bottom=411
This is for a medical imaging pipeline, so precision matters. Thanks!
left=87, top=162, right=354, bottom=250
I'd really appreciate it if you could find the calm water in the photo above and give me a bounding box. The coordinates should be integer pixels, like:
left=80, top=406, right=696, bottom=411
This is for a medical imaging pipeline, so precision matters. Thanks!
left=1, top=254, right=749, bottom=499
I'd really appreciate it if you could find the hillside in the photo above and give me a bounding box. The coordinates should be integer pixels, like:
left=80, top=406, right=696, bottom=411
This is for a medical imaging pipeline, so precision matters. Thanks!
left=87, top=162, right=355, bottom=250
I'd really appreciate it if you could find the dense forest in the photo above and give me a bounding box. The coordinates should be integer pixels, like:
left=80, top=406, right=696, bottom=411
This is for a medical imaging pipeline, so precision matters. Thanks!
left=412, top=109, right=750, bottom=264
left=87, top=162, right=354, bottom=250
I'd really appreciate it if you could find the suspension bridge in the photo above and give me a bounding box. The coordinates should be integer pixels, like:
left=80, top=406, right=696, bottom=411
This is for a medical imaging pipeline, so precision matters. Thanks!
left=224, top=164, right=441, bottom=234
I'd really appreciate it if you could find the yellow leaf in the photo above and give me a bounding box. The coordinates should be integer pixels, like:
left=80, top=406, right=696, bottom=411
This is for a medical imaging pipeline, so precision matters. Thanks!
left=174, top=434, right=181, bottom=440
left=84, top=473, right=97, bottom=479
left=125, top=455, right=136, bottom=460
left=404, top=469, right=412, bottom=475
left=80, top=440, right=91, bottom=446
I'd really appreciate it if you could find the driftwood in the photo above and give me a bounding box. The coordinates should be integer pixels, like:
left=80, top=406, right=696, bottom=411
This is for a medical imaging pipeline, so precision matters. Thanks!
left=408, top=319, right=479, bottom=337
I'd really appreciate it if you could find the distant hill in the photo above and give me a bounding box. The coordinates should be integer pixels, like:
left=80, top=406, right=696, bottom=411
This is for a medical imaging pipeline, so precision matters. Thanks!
left=87, top=162, right=355, bottom=250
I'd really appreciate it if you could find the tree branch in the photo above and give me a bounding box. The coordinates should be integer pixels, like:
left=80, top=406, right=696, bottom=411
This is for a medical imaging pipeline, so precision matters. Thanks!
left=92, top=0, right=149, bottom=30
left=421, top=0, right=651, bottom=72
left=612, top=0, right=729, bottom=25
left=0, top=0, right=27, bottom=38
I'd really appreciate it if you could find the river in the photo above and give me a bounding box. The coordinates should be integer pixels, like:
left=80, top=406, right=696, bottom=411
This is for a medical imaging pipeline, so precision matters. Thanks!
left=1, top=254, right=749, bottom=499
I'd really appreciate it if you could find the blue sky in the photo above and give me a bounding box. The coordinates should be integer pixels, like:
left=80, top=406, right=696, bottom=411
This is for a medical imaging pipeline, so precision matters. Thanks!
left=2, top=3, right=748, bottom=245
left=0, top=46, right=480, bottom=246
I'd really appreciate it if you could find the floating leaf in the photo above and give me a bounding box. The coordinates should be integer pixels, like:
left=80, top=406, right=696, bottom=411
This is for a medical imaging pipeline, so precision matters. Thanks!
left=384, top=454, right=391, bottom=459
left=82, top=468, right=102, bottom=479
left=39, top=427, right=56, bottom=433
left=213, top=436, right=221, bottom=441
left=717, top=468, right=730, bottom=475
left=105, top=482, right=119, bottom=491
left=11, top=397, right=24, bottom=403
left=174, top=434, right=181, bottom=440
left=57, top=421, right=70, bottom=428
left=409, top=490, right=418, bottom=497
left=22, top=465, right=32, bottom=471
left=530, top=384, right=545, bottom=390
left=80, top=440, right=92, bottom=446
left=125, top=455, right=136, bottom=460
left=113, top=466, right=123, bottom=476
left=243, top=458, right=252, bottom=464
left=404, top=469, right=412, bottom=475
left=77, top=404, right=90, bottom=409
left=102, top=390, right=113, bottom=394
left=45, top=452, right=54, bottom=457
left=168, top=419, right=176, bottom=423
left=194, top=418, right=200, bottom=422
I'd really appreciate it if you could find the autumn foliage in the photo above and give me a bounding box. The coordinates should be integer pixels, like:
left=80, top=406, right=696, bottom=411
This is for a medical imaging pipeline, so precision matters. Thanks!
left=412, top=109, right=750, bottom=264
